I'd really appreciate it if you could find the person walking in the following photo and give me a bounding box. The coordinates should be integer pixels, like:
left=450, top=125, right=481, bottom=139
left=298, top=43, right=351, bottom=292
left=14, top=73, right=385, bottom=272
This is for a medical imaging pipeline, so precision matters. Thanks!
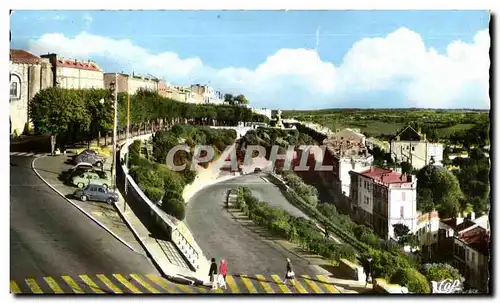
left=363, top=257, right=373, bottom=288
left=209, top=258, right=218, bottom=290
left=219, top=259, right=228, bottom=290
left=283, top=258, right=296, bottom=286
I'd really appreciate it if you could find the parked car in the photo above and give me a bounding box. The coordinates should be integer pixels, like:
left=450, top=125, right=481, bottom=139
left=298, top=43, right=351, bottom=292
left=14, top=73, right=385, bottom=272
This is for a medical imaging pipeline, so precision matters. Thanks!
left=73, top=184, right=119, bottom=204
left=65, top=167, right=108, bottom=184
left=72, top=171, right=111, bottom=189
left=68, top=162, right=93, bottom=173
left=74, top=152, right=106, bottom=168
left=72, top=149, right=98, bottom=159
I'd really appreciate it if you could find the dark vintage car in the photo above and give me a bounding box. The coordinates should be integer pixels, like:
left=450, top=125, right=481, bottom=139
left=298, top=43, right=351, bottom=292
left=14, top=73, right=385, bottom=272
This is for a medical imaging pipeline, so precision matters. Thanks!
left=73, top=184, right=119, bottom=204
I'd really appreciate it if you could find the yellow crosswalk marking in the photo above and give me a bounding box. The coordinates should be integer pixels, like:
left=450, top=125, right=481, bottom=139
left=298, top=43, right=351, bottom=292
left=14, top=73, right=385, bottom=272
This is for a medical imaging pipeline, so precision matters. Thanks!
left=130, top=274, right=160, bottom=293
left=302, top=275, right=323, bottom=293
left=255, top=274, right=274, bottom=293
left=270, top=275, right=292, bottom=294
left=145, top=274, right=180, bottom=293
left=43, top=277, right=64, bottom=294
left=113, top=274, right=142, bottom=294
left=62, top=276, right=84, bottom=294
left=25, top=278, right=43, bottom=294
left=293, top=279, right=309, bottom=294
left=79, top=275, right=104, bottom=294
left=96, top=274, right=123, bottom=294
left=10, top=281, right=21, bottom=294
left=177, top=283, right=198, bottom=293
left=240, top=275, right=258, bottom=293
left=316, top=275, right=340, bottom=293
left=226, top=275, right=241, bottom=293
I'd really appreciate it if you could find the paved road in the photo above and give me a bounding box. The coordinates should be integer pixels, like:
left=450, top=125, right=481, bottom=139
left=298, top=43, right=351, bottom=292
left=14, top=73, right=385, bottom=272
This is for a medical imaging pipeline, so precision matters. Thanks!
left=185, top=174, right=320, bottom=277
left=10, top=155, right=159, bottom=282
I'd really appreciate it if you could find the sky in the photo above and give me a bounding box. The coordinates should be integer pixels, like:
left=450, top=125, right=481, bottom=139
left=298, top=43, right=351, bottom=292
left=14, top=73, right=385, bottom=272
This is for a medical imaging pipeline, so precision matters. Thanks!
left=10, top=10, right=491, bottom=110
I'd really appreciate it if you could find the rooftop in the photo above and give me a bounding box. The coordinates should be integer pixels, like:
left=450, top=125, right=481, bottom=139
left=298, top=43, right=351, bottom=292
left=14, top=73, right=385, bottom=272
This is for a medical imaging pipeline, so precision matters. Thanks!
left=10, top=49, right=41, bottom=64
left=459, top=226, right=490, bottom=256
left=56, top=58, right=102, bottom=72
left=359, top=167, right=412, bottom=185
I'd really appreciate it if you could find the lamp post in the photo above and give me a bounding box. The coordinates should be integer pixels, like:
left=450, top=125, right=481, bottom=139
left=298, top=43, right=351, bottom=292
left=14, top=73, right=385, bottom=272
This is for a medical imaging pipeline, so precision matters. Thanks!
left=110, top=75, right=118, bottom=192
left=124, top=92, right=130, bottom=212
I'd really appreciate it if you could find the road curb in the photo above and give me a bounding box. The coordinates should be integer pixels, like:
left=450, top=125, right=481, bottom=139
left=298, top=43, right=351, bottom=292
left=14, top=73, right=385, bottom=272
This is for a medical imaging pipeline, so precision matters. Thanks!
left=31, top=155, right=141, bottom=255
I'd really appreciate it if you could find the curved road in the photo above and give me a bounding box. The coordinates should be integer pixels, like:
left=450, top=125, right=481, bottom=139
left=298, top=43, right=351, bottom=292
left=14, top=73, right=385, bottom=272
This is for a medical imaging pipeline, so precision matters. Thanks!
left=10, top=155, right=159, bottom=282
left=186, top=173, right=321, bottom=277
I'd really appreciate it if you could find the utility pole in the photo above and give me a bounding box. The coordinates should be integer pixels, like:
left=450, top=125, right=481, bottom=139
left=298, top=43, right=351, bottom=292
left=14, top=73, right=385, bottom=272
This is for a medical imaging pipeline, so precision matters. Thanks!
left=124, top=92, right=130, bottom=212
left=111, top=73, right=118, bottom=192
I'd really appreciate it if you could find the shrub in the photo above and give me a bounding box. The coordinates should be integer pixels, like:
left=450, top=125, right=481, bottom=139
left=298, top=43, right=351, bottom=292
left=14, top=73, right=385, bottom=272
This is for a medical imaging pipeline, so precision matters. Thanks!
left=129, top=140, right=142, bottom=165
left=391, top=268, right=431, bottom=293
left=317, top=203, right=338, bottom=218
left=161, top=198, right=186, bottom=220
left=143, top=186, right=165, bottom=203
left=420, top=263, right=462, bottom=282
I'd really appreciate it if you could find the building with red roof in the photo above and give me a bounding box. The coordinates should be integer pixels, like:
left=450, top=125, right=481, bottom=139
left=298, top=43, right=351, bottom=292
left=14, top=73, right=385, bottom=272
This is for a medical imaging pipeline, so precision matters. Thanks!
left=349, top=167, right=418, bottom=239
left=41, top=53, right=104, bottom=89
left=453, top=225, right=490, bottom=292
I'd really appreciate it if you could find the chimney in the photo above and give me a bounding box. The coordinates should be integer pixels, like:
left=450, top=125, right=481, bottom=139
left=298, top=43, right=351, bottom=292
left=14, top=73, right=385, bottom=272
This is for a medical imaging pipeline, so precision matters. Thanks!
left=423, top=133, right=427, bottom=141
left=407, top=174, right=412, bottom=182
left=396, top=135, right=400, bottom=141
left=456, top=214, right=464, bottom=226
left=468, top=211, right=476, bottom=221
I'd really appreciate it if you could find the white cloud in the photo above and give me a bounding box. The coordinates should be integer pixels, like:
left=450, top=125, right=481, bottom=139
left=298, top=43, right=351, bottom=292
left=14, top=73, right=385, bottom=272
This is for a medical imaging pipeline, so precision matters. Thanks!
left=27, top=27, right=490, bottom=109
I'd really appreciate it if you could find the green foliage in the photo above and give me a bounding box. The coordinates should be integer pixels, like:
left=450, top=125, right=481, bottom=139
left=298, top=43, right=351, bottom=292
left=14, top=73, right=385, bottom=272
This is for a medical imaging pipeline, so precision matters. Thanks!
left=236, top=187, right=356, bottom=263
left=28, top=87, right=266, bottom=144
left=420, top=263, right=462, bottom=282
left=391, top=268, right=431, bottom=293
left=451, top=148, right=490, bottom=215
left=161, top=198, right=186, bottom=220
left=129, top=140, right=142, bottom=166
left=143, top=186, right=165, bottom=203
left=416, top=165, right=464, bottom=217
left=281, top=108, right=489, bottom=142
left=29, top=87, right=92, bottom=135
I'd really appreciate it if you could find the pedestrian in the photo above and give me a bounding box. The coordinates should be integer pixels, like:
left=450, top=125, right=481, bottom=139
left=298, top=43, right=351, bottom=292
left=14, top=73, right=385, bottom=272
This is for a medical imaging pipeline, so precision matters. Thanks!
left=209, top=258, right=218, bottom=290
left=283, top=258, right=296, bottom=286
left=363, top=257, right=373, bottom=288
left=219, top=259, right=228, bottom=286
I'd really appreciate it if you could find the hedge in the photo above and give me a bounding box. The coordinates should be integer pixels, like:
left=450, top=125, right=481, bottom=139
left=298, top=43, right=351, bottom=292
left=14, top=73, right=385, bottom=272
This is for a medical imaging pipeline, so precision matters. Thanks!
left=236, top=187, right=356, bottom=263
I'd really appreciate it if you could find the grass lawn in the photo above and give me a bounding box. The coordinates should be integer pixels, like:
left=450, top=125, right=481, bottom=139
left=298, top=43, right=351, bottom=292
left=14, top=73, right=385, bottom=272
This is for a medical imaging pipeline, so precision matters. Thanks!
left=436, top=124, right=476, bottom=138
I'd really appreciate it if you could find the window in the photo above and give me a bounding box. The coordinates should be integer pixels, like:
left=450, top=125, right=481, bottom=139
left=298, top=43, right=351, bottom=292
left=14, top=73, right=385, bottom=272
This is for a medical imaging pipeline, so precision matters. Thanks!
left=365, top=196, right=369, bottom=204
left=471, top=252, right=476, bottom=263
left=466, top=250, right=470, bottom=261
left=402, top=192, right=406, bottom=201
left=400, top=206, right=404, bottom=218
left=412, top=146, right=415, bottom=151
left=98, top=188, right=105, bottom=193
left=90, top=187, right=97, bottom=192
left=9, top=73, right=21, bottom=100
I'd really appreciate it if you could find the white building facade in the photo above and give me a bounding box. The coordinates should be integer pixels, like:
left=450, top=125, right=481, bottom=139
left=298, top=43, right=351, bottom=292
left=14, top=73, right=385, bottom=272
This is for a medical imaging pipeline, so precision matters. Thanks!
left=349, top=168, right=418, bottom=240
left=41, top=54, right=103, bottom=89
left=390, top=125, right=444, bottom=169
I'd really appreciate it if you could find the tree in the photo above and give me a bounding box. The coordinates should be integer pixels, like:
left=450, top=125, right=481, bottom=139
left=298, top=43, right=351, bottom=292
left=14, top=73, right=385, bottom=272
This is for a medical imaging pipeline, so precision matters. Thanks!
left=400, top=161, right=413, bottom=175
left=234, top=94, right=249, bottom=105
left=29, top=87, right=91, bottom=153
left=393, top=224, right=410, bottom=239
left=416, top=165, right=464, bottom=218
left=224, top=93, right=235, bottom=105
